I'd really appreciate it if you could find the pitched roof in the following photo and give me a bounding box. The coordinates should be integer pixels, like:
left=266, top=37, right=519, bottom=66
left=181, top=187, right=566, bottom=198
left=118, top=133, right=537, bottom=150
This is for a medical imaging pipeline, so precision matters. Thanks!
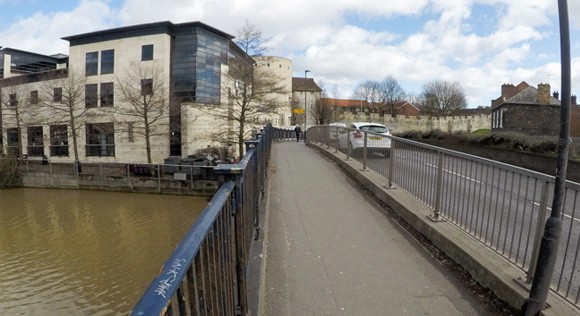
left=292, top=77, right=322, bottom=92
left=507, top=86, right=560, bottom=105
left=321, top=98, right=369, bottom=107
left=492, top=81, right=560, bottom=109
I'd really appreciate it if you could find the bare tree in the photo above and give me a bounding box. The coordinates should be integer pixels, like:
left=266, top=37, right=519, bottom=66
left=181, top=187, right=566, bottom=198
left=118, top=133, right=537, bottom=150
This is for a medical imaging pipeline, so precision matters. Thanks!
left=310, top=82, right=333, bottom=125
left=39, top=69, right=87, bottom=162
left=0, top=76, right=30, bottom=156
left=379, top=75, right=405, bottom=117
left=202, top=20, right=287, bottom=157
left=420, top=80, right=467, bottom=116
left=353, top=80, right=382, bottom=104
left=115, top=63, right=169, bottom=163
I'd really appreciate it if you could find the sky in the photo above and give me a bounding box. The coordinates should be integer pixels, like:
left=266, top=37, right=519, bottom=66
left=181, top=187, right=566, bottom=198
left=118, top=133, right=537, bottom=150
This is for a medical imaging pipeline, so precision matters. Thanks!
left=1, top=0, right=579, bottom=107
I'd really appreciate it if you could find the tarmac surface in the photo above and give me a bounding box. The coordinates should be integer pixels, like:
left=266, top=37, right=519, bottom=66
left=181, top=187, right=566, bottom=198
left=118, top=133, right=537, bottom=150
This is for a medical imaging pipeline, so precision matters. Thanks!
left=260, top=140, right=491, bottom=315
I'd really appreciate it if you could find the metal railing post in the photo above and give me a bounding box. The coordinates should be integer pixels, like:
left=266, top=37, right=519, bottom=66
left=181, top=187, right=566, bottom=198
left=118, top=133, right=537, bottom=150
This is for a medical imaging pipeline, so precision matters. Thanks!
left=362, top=132, right=368, bottom=170
left=157, top=164, right=161, bottom=193
left=49, top=160, right=53, bottom=187
left=387, top=141, right=394, bottom=187
left=429, top=151, right=445, bottom=221
left=346, top=129, right=351, bottom=160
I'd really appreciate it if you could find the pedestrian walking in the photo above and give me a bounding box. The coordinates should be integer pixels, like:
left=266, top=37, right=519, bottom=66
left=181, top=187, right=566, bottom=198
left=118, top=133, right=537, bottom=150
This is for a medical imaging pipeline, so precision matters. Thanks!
left=294, top=125, right=301, bottom=142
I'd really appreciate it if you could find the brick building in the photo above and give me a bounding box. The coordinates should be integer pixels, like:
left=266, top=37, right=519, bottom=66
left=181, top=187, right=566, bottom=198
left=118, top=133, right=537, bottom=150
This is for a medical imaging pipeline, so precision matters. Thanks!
left=491, top=81, right=578, bottom=136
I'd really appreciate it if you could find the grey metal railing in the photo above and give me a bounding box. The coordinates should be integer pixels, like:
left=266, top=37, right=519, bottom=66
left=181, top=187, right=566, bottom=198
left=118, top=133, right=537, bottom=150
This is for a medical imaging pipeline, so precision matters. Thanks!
left=130, top=126, right=273, bottom=315
left=307, top=125, right=580, bottom=309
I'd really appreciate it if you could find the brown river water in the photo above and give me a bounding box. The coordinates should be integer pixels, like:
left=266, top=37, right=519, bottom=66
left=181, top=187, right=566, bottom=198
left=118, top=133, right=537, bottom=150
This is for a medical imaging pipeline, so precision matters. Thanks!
left=0, top=188, right=207, bottom=315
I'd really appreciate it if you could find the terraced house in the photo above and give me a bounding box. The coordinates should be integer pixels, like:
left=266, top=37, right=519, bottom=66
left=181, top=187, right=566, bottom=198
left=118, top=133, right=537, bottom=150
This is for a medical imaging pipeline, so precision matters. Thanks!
left=0, top=21, right=293, bottom=164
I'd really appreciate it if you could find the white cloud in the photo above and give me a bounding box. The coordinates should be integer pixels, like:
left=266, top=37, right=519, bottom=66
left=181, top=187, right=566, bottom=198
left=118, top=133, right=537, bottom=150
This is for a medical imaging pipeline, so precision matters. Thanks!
left=0, top=0, right=116, bottom=54
left=1, top=0, right=578, bottom=107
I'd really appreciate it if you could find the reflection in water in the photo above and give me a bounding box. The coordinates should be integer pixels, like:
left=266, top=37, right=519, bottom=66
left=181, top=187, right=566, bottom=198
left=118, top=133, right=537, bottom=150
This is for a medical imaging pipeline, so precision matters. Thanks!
left=0, top=188, right=206, bottom=315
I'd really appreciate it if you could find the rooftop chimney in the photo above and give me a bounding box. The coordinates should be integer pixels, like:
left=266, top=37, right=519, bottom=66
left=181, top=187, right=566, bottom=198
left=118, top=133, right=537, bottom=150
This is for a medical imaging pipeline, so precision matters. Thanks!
left=572, top=95, right=577, bottom=106
left=537, top=83, right=551, bottom=104
left=501, top=83, right=516, bottom=99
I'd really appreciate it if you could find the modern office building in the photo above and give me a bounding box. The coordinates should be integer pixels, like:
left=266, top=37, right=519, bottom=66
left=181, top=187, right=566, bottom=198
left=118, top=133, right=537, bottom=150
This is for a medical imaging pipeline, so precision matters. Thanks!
left=0, top=21, right=293, bottom=163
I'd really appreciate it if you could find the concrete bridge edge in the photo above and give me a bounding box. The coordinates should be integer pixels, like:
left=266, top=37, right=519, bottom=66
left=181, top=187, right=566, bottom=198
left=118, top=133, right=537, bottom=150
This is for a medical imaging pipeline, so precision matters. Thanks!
left=306, top=142, right=579, bottom=316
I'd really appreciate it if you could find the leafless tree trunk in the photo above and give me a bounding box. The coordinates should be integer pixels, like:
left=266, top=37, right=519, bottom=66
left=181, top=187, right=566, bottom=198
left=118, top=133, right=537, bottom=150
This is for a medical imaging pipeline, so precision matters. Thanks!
left=310, top=82, right=334, bottom=125
left=1, top=76, right=31, bottom=157
left=200, top=20, right=287, bottom=158
left=115, top=63, right=168, bottom=163
left=40, top=69, right=87, bottom=162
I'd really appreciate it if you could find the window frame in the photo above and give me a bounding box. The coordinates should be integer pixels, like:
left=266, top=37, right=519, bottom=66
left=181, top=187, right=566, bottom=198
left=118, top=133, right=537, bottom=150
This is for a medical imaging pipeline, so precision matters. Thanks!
left=27, top=126, right=44, bottom=157
left=30, top=90, right=38, bottom=105
left=141, top=79, right=153, bottom=96
left=141, top=44, right=154, bottom=61
left=85, top=84, right=98, bottom=108
left=100, top=82, right=114, bottom=107
left=85, top=51, right=98, bottom=76
left=85, top=123, right=115, bottom=157
left=100, top=49, right=115, bottom=74
left=53, top=87, right=63, bottom=103
left=50, top=125, right=69, bottom=157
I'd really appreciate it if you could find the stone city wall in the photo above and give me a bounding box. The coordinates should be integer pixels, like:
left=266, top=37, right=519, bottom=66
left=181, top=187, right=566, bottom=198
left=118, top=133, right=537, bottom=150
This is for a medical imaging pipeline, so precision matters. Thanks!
left=337, top=113, right=491, bottom=134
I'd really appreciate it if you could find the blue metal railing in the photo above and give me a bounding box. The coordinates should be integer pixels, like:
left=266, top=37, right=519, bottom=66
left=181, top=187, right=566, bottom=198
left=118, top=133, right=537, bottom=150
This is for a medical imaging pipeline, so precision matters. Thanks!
left=131, top=125, right=274, bottom=315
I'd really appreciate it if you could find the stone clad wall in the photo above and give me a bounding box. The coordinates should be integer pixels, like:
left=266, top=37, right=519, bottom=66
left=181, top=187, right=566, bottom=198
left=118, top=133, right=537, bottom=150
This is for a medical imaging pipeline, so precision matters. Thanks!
left=336, top=113, right=491, bottom=134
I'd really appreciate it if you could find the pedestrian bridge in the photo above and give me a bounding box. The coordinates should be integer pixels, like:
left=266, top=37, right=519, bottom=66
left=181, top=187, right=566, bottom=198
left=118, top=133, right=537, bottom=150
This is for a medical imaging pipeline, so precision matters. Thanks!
left=131, top=126, right=580, bottom=315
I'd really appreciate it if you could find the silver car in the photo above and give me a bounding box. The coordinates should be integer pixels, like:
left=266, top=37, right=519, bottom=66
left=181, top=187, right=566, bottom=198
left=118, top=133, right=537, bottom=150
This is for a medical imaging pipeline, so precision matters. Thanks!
left=338, top=122, right=391, bottom=157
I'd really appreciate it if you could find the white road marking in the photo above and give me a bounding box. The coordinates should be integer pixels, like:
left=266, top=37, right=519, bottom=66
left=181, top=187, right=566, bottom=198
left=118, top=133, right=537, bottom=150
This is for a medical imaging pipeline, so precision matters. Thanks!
left=425, top=163, right=482, bottom=184
left=531, top=201, right=580, bottom=222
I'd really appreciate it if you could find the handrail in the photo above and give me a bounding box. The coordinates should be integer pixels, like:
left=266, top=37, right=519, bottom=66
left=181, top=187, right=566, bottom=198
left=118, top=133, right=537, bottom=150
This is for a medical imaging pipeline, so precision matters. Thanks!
left=130, top=125, right=277, bottom=315
left=131, top=182, right=235, bottom=315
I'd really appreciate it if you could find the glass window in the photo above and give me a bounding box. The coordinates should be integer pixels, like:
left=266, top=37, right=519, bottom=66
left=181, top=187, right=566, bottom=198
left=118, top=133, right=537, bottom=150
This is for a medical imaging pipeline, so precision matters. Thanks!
left=100, top=82, right=114, bottom=107
left=9, top=93, right=18, bottom=107
left=27, top=126, right=44, bottom=157
left=85, top=84, right=98, bottom=108
left=85, top=52, right=98, bottom=76
left=86, top=123, right=115, bottom=157
left=53, top=87, right=62, bottom=103
left=100, top=49, right=114, bottom=74
left=128, top=122, right=134, bottom=142
left=142, top=44, right=154, bottom=61
left=50, top=125, right=69, bottom=157
left=6, top=128, right=20, bottom=156
left=30, top=90, right=38, bottom=105
left=141, top=79, right=153, bottom=96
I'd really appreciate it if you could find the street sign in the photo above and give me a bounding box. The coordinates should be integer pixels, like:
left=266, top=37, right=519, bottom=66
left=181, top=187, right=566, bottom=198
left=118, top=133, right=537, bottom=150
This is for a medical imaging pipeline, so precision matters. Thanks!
left=293, top=108, right=304, bottom=114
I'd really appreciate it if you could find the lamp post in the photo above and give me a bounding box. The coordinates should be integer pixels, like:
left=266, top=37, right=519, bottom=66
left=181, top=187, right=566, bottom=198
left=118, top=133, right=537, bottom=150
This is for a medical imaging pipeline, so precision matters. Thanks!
left=304, top=70, right=310, bottom=142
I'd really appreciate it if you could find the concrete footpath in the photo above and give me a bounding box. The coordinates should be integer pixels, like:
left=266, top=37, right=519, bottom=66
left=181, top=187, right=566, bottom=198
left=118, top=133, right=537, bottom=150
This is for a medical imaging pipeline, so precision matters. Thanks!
left=259, top=141, right=490, bottom=315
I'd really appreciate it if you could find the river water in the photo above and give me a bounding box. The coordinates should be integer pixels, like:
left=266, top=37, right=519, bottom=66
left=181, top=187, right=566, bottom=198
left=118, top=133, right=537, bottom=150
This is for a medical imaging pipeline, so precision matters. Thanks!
left=0, top=188, right=207, bottom=315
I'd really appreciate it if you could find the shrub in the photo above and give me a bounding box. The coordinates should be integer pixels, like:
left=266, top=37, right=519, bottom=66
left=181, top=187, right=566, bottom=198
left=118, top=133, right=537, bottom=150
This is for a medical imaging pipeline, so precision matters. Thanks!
left=0, top=156, right=21, bottom=188
left=422, top=129, right=445, bottom=140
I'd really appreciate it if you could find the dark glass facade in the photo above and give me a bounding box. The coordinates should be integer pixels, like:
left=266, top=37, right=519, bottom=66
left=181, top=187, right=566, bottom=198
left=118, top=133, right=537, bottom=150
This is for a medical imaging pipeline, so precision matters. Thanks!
left=171, top=27, right=228, bottom=104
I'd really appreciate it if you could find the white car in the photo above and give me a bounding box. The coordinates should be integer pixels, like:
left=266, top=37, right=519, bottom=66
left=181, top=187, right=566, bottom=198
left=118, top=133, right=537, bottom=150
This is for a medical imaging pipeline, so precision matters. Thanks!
left=328, top=123, right=346, bottom=143
left=338, top=122, right=391, bottom=157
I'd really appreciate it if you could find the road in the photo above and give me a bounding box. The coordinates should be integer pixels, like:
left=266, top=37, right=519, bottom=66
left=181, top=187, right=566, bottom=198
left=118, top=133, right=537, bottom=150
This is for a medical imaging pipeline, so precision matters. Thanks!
left=334, top=143, right=580, bottom=303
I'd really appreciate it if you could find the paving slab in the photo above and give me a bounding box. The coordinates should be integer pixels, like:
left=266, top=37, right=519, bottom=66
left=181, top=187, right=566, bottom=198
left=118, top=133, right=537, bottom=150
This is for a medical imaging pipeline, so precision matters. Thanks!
left=261, top=141, right=490, bottom=315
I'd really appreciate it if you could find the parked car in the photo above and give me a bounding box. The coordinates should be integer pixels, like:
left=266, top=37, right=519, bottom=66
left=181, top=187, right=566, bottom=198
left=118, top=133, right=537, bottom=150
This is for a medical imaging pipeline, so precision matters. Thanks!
left=338, top=122, right=391, bottom=157
left=328, top=123, right=346, bottom=143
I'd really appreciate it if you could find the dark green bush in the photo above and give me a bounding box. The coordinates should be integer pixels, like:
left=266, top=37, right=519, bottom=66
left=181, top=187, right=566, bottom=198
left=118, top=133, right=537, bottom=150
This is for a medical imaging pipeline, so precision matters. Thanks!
left=0, top=155, right=21, bottom=188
